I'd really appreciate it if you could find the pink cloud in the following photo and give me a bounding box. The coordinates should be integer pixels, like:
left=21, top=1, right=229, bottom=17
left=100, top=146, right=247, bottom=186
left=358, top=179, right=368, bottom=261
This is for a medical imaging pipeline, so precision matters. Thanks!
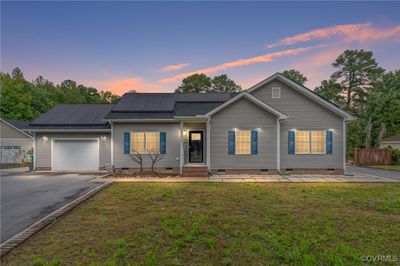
left=267, top=23, right=400, bottom=48
left=295, top=47, right=344, bottom=69
left=162, top=63, right=190, bottom=71
left=160, top=46, right=317, bottom=83
left=86, top=78, right=162, bottom=95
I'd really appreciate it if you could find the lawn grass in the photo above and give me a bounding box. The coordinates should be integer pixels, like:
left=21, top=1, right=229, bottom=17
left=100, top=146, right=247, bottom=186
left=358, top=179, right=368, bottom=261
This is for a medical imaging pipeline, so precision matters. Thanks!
left=369, top=165, right=400, bottom=171
left=2, top=183, right=400, bottom=265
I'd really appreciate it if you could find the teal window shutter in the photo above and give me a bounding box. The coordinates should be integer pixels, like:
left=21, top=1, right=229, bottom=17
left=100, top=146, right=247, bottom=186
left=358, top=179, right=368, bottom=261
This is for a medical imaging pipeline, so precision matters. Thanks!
left=124, top=132, right=130, bottom=154
left=251, top=130, right=258, bottom=154
left=326, top=131, right=333, bottom=154
left=228, top=131, right=235, bottom=155
left=160, top=132, right=166, bottom=154
left=288, top=131, right=295, bottom=154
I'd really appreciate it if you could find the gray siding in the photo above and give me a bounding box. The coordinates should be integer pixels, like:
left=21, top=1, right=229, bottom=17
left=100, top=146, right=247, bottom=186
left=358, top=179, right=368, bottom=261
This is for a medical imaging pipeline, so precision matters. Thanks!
left=210, top=98, right=277, bottom=169
left=251, top=80, right=343, bottom=169
left=35, top=132, right=111, bottom=168
left=113, top=123, right=180, bottom=168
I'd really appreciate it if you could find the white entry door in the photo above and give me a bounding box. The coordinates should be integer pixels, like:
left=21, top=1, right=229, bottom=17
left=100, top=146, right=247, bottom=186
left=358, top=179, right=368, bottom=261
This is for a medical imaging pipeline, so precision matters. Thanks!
left=53, top=139, right=99, bottom=171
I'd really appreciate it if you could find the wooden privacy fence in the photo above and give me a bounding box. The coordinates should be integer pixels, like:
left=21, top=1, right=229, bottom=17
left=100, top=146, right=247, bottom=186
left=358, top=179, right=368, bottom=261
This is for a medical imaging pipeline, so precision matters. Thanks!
left=354, top=148, right=393, bottom=166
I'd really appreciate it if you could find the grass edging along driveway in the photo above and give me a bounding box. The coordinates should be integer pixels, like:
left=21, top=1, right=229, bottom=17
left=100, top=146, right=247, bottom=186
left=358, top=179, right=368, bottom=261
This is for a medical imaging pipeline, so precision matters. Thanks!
left=0, top=181, right=112, bottom=258
left=368, top=165, right=400, bottom=171
left=2, top=183, right=400, bottom=265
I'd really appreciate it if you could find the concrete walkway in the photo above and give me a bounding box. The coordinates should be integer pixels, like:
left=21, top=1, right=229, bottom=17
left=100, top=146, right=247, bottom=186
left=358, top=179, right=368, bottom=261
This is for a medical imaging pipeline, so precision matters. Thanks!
left=106, top=173, right=399, bottom=183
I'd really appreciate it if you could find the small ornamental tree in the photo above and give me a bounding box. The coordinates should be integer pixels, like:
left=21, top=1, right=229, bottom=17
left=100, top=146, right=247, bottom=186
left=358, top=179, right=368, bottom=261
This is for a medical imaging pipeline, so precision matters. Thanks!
left=147, top=150, right=163, bottom=172
left=129, top=150, right=144, bottom=172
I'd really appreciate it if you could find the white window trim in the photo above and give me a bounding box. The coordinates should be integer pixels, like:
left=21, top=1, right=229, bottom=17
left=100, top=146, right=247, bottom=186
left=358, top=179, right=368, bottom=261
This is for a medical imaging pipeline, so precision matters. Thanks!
left=295, top=130, right=326, bottom=155
left=272, top=87, right=281, bottom=99
left=130, top=131, right=160, bottom=154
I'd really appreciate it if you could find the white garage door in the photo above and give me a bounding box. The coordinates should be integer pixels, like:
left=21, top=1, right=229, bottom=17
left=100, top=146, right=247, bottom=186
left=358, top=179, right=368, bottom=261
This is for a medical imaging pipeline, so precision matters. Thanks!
left=53, top=139, right=99, bottom=171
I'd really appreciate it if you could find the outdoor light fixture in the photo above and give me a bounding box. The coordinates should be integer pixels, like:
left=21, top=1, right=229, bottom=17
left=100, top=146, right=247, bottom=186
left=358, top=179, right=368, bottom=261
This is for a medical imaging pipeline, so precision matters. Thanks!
left=183, top=130, right=188, bottom=136
left=42, top=136, right=48, bottom=142
left=100, top=136, right=107, bottom=141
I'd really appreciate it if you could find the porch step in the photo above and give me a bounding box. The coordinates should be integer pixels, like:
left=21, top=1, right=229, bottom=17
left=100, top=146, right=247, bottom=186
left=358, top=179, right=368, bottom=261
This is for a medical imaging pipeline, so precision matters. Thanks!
left=182, top=166, right=208, bottom=173
left=180, top=173, right=209, bottom=177
left=181, top=165, right=209, bottom=177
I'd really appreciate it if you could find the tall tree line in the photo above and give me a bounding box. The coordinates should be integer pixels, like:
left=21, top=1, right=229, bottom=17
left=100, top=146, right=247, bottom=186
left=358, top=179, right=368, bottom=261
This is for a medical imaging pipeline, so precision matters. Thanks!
left=0, top=68, right=121, bottom=121
left=312, top=49, right=399, bottom=158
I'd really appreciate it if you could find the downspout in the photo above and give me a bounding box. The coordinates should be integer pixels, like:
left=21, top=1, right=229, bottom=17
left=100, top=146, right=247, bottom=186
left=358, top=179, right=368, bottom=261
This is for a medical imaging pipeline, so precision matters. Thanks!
left=33, top=132, right=36, bottom=171
left=110, top=121, right=114, bottom=170
left=276, top=118, right=281, bottom=174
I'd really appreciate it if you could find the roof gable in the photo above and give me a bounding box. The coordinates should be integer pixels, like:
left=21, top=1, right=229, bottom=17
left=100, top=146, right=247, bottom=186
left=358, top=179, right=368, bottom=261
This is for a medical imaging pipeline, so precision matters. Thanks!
left=0, top=118, right=33, bottom=138
left=247, top=73, right=354, bottom=121
left=204, top=92, right=288, bottom=119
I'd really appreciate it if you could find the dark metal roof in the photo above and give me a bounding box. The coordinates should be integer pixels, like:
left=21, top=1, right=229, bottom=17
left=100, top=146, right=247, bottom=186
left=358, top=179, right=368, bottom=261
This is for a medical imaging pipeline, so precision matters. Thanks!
left=105, top=92, right=237, bottom=119
left=112, top=93, right=176, bottom=112
left=111, top=93, right=237, bottom=113
left=104, top=112, right=175, bottom=120
left=173, top=102, right=224, bottom=116
left=28, top=104, right=114, bottom=129
left=23, top=124, right=111, bottom=130
left=2, top=118, right=30, bottom=130
left=382, top=135, right=400, bottom=142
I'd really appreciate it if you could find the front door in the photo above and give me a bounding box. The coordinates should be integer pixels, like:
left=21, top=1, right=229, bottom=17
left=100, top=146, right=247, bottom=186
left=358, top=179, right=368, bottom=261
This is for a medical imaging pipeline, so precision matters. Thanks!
left=189, top=131, right=203, bottom=163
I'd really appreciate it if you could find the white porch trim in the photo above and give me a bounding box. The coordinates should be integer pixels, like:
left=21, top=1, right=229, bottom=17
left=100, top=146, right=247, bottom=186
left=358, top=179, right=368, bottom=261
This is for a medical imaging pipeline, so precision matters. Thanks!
left=277, top=118, right=280, bottom=171
left=207, top=118, right=211, bottom=171
left=179, top=121, right=184, bottom=174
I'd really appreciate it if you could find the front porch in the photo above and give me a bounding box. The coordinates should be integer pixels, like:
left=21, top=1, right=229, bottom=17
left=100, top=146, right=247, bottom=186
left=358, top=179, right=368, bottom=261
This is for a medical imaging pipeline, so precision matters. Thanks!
left=178, top=120, right=210, bottom=175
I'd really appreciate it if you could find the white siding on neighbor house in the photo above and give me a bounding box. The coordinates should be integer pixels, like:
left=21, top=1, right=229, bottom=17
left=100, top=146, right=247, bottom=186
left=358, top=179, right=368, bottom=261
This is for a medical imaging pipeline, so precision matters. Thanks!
left=113, top=123, right=180, bottom=168
left=251, top=80, right=344, bottom=169
left=210, top=97, right=277, bottom=169
left=35, top=132, right=111, bottom=169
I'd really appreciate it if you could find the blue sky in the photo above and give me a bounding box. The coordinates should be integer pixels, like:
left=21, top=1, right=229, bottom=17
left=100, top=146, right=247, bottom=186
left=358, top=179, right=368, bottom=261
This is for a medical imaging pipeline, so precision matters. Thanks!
left=1, top=1, right=400, bottom=94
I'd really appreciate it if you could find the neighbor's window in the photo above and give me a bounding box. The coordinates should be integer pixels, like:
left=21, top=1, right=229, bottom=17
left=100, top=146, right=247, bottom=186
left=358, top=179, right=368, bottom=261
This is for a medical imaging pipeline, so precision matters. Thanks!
left=131, top=132, right=160, bottom=153
left=235, top=130, right=251, bottom=155
left=272, top=87, right=281, bottom=98
left=295, top=130, right=326, bottom=154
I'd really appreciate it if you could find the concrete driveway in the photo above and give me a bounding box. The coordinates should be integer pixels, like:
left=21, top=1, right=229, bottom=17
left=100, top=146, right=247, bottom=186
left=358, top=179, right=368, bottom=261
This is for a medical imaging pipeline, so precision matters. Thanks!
left=0, top=170, right=105, bottom=243
left=347, top=165, right=400, bottom=181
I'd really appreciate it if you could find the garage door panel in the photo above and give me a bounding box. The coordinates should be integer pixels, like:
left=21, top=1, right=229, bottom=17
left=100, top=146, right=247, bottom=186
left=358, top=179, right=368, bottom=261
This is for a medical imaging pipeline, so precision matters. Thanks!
left=53, top=140, right=98, bottom=171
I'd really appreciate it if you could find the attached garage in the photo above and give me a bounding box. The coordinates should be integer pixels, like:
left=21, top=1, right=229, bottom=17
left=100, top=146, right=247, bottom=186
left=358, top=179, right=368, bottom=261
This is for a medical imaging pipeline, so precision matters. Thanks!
left=52, top=139, right=99, bottom=171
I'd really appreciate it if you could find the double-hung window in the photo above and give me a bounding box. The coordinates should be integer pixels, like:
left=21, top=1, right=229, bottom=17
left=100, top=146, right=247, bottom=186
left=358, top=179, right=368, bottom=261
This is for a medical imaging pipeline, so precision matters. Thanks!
left=235, top=130, right=251, bottom=155
left=295, top=130, right=326, bottom=154
left=130, top=132, right=160, bottom=154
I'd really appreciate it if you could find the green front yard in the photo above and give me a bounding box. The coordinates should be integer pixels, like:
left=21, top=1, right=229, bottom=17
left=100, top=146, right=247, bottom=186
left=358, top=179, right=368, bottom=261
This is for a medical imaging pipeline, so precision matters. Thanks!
left=3, top=183, right=400, bottom=265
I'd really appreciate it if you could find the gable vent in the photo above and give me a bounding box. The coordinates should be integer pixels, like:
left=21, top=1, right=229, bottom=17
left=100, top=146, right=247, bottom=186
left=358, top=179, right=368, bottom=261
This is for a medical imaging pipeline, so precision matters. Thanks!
left=272, top=87, right=281, bottom=99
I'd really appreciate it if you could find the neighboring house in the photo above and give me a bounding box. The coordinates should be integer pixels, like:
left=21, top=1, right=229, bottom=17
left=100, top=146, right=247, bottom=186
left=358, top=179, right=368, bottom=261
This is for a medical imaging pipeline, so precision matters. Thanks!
left=380, top=135, right=400, bottom=149
left=0, top=118, right=33, bottom=164
left=24, top=73, right=354, bottom=174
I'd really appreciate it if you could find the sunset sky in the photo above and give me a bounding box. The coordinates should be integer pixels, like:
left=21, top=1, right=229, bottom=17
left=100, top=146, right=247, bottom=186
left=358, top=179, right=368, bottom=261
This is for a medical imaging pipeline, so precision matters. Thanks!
left=1, top=1, right=400, bottom=95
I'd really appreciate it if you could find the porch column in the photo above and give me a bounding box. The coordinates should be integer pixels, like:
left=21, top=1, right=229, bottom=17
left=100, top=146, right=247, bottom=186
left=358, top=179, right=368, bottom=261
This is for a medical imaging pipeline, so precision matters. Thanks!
left=276, top=118, right=280, bottom=172
left=207, top=118, right=211, bottom=171
left=180, top=121, right=184, bottom=174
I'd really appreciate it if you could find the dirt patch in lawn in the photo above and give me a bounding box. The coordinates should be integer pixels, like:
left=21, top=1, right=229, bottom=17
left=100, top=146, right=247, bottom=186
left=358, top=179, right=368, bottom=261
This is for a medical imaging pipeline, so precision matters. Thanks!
left=2, top=183, right=400, bottom=265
